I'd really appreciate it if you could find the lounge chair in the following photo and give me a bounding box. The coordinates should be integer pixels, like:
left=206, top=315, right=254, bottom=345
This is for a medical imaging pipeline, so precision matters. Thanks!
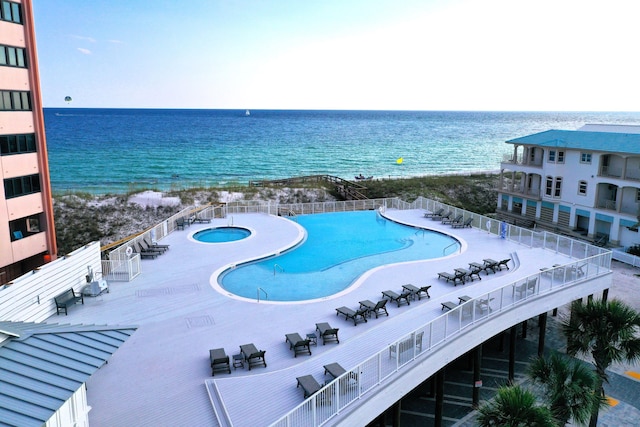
left=437, top=271, right=465, bottom=286
left=482, top=258, right=500, bottom=274
left=296, top=375, right=323, bottom=398
left=335, top=306, right=368, bottom=325
left=359, top=299, right=389, bottom=318
left=324, top=362, right=359, bottom=391
left=239, top=343, right=267, bottom=370
left=144, top=236, right=170, bottom=251
left=457, top=267, right=481, bottom=282
left=442, top=214, right=463, bottom=225
left=139, top=239, right=167, bottom=254
left=432, top=210, right=452, bottom=221
left=441, top=301, right=457, bottom=311
left=285, top=333, right=312, bottom=357
left=468, top=262, right=485, bottom=278
left=134, top=242, right=161, bottom=259
left=568, top=262, right=587, bottom=277
left=316, top=322, right=339, bottom=344
left=496, top=258, right=511, bottom=270
left=209, top=348, right=231, bottom=376
left=192, top=213, right=211, bottom=223
left=381, top=290, right=411, bottom=307
left=451, top=217, right=473, bottom=228
left=423, top=208, right=444, bottom=218
left=402, top=284, right=431, bottom=300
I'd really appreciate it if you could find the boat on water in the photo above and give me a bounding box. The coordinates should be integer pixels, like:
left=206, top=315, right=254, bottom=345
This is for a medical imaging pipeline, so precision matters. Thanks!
left=245, top=109, right=250, bottom=116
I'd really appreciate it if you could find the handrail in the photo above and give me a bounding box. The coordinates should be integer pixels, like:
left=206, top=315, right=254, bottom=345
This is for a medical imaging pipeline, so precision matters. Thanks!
left=443, top=241, right=459, bottom=255
left=273, top=264, right=284, bottom=276
left=257, top=287, right=268, bottom=303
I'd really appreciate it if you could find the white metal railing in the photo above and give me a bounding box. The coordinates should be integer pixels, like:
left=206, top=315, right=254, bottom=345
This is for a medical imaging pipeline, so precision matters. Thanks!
left=269, top=252, right=611, bottom=427
left=103, top=196, right=612, bottom=282
left=101, top=254, right=141, bottom=282
left=612, top=248, right=640, bottom=268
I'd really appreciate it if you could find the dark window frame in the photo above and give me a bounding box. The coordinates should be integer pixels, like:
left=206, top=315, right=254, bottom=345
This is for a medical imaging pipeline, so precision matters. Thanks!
left=0, top=133, right=37, bottom=155
left=0, top=1, right=22, bottom=24
left=3, top=174, right=41, bottom=199
left=0, top=90, right=31, bottom=111
left=0, top=44, right=27, bottom=68
left=9, top=213, right=43, bottom=242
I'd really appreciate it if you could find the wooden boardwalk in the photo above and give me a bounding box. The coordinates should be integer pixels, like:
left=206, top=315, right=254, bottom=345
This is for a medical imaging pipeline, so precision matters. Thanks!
left=249, top=174, right=369, bottom=200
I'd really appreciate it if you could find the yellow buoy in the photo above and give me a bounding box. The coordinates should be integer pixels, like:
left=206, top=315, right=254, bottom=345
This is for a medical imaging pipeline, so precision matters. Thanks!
left=396, top=157, right=404, bottom=165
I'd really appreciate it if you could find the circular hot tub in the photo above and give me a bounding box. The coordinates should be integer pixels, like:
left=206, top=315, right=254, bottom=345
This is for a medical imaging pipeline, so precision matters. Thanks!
left=193, top=226, right=251, bottom=243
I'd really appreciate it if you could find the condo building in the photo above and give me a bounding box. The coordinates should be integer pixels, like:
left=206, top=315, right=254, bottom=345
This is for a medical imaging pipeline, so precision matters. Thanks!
left=498, top=124, right=640, bottom=248
left=0, top=0, right=57, bottom=283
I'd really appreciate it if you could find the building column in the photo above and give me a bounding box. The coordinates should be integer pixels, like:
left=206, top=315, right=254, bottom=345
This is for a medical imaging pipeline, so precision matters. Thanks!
left=434, top=369, right=445, bottom=427
left=392, top=400, right=401, bottom=427
left=538, top=312, right=548, bottom=357
left=509, top=326, right=517, bottom=383
left=472, top=344, right=482, bottom=407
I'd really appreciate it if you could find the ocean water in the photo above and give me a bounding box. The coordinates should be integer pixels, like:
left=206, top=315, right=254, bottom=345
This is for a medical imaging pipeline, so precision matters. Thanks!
left=43, top=109, right=640, bottom=194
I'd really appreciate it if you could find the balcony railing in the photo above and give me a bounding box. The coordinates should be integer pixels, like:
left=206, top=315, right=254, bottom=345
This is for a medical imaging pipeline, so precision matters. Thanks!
left=269, top=249, right=610, bottom=426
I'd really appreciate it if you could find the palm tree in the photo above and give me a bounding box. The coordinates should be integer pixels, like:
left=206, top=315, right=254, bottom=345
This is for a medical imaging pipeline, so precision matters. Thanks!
left=477, top=384, right=556, bottom=427
left=528, top=352, right=605, bottom=426
left=562, top=298, right=640, bottom=427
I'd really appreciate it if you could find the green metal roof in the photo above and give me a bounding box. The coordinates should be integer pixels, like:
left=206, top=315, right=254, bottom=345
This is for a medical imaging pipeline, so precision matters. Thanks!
left=507, top=129, right=640, bottom=155
left=0, top=321, right=136, bottom=427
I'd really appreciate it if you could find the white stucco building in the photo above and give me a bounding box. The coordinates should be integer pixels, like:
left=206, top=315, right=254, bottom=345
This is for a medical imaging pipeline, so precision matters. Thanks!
left=498, top=124, right=640, bottom=248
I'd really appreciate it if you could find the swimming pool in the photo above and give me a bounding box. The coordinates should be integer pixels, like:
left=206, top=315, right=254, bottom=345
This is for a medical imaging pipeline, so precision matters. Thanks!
left=193, top=226, right=251, bottom=243
left=219, top=210, right=460, bottom=301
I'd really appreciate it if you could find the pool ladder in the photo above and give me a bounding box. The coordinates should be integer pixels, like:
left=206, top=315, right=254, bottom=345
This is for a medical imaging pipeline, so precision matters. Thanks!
left=257, top=287, right=268, bottom=303
left=273, top=264, right=284, bottom=276
left=443, top=241, right=460, bottom=255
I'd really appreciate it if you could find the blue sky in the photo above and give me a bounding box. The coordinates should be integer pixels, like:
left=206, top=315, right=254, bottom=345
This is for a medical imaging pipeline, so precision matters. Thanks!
left=33, top=0, right=640, bottom=110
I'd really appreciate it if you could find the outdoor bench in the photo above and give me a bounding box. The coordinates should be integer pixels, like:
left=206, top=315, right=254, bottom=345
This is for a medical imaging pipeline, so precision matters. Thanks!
left=54, top=288, right=84, bottom=315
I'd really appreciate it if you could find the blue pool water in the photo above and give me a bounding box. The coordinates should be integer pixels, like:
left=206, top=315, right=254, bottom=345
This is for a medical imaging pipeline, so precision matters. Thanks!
left=220, top=211, right=459, bottom=301
left=194, top=227, right=251, bottom=243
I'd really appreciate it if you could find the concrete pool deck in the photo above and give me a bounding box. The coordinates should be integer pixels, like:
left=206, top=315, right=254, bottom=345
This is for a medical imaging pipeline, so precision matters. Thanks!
left=48, top=209, right=608, bottom=426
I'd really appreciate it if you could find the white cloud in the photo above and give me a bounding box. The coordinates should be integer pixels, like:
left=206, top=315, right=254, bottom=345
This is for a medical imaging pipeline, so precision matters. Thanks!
left=77, top=48, right=92, bottom=55
left=70, top=34, right=96, bottom=43
left=107, top=39, right=125, bottom=44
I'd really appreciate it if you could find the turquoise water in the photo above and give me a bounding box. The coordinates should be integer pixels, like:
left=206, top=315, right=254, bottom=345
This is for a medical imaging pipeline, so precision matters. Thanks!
left=220, top=211, right=459, bottom=301
left=193, top=227, right=251, bottom=243
left=43, top=109, right=640, bottom=194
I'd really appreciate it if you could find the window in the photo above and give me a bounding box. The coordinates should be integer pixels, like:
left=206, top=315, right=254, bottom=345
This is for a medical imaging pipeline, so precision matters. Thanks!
left=636, top=189, right=640, bottom=203
left=548, top=150, right=565, bottom=163
left=0, top=90, right=31, bottom=111
left=3, top=174, right=40, bottom=199
left=0, top=1, right=22, bottom=24
left=9, top=214, right=42, bottom=242
left=581, top=153, right=592, bottom=164
left=0, top=133, right=36, bottom=155
left=0, top=45, right=27, bottom=68
left=557, top=151, right=565, bottom=163
left=554, top=177, right=562, bottom=198
left=578, top=180, right=587, bottom=195
left=545, top=176, right=553, bottom=196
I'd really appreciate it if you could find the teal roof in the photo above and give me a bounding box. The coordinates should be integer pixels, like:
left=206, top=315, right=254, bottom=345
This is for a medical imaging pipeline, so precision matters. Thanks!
left=0, top=321, right=136, bottom=427
left=507, top=129, right=640, bottom=155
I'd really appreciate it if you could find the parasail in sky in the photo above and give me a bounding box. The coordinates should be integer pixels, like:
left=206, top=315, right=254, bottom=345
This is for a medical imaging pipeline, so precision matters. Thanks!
left=396, top=157, right=404, bottom=165
left=64, top=96, right=72, bottom=103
